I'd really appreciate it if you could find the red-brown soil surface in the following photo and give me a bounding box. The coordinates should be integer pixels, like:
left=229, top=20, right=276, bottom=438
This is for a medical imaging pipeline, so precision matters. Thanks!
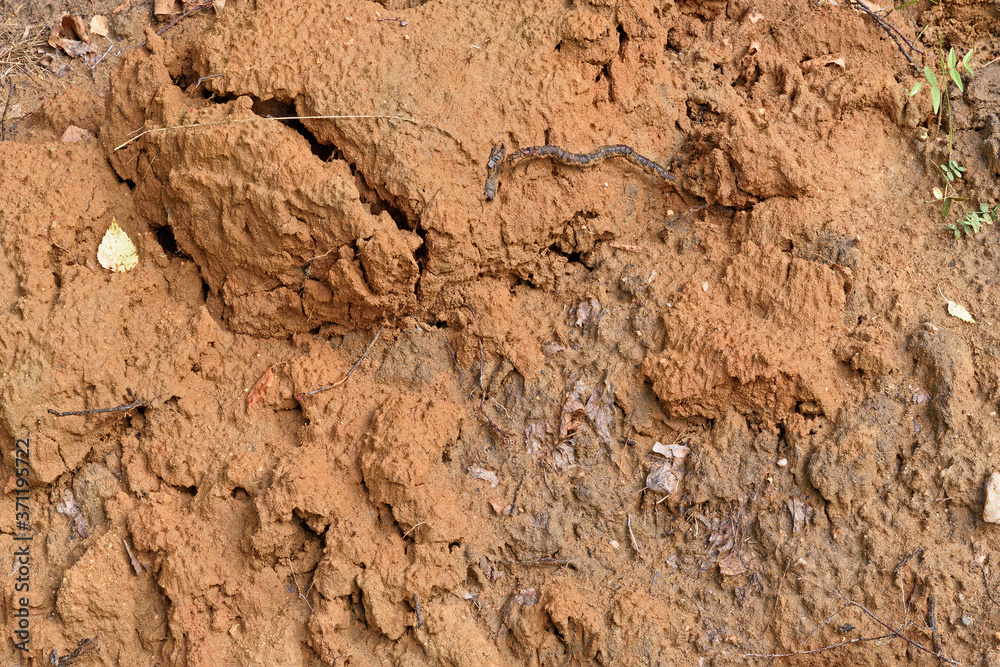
left=2, top=0, right=1000, bottom=664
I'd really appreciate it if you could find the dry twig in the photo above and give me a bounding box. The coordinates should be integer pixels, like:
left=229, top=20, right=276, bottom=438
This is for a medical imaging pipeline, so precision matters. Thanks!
left=850, top=0, right=923, bottom=72
left=627, top=514, right=639, bottom=556
left=48, top=392, right=165, bottom=417
left=295, top=326, right=382, bottom=400
left=115, top=113, right=460, bottom=151
left=746, top=575, right=960, bottom=664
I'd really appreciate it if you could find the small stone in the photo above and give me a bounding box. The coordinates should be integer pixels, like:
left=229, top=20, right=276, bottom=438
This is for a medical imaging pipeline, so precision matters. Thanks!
left=984, top=472, right=1000, bottom=523
left=961, top=616, right=972, bottom=627
left=777, top=458, right=788, bottom=467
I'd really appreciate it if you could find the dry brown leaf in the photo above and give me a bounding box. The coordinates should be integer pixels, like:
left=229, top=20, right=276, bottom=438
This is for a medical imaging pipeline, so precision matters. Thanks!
left=583, top=380, right=614, bottom=446
left=60, top=125, right=93, bottom=143
left=113, top=0, right=133, bottom=12
left=646, top=441, right=690, bottom=494
left=524, top=422, right=549, bottom=460
left=480, top=556, right=501, bottom=582
left=154, top=0, right=177, bottom=17
left=47, top=23, right=62, bottom=49
left=61, top=14, right=89, bottom=42
left=552, top=442, right=577, bottom=472
left=214, top=0, right=227, bottom=10
left=246, top=366, right=275, bottom=411
left=574, top=297, right=601, bottom=327
left=786, top=498, right=814, bottom=533
left=718, top=552, right=749, bottom=576
left=89, top=15, right=110, bottom=38
left=646, top=461, right=681, bottom=494
left=558, top=384, right=587, bottom=439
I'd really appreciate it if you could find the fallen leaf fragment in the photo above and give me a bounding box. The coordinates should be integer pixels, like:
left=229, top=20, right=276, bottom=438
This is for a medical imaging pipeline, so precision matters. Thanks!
left=940, top=288, right=975, bottom=323
left=646, top=440, right=690, bottom=495
left=246, top=366, right=275, bottom=411
left=61, top=14, right=90, bottom=42
left=61, top=125, right=93, bottom=143
left=214, top=0, right=227, bottom=10
left=97, top=218, right=139, bottom=272
left=59, top=39, right=97, bottom=58
left=786, top=498, right=813, bottom=533
left=90, top=15, right=110, bottom=38
left=154, top=0, right=176, bottom=17
left=552, top=442, right=576, bottom=472
left=574, top=297, right=600, bottom=327
left=468, top=466, right=499, bottom=487
left=801, top=55, right=846, bottom=73
left=717, top=552, right=749, bottom=576
left=947, top=300, right=975, bottom=323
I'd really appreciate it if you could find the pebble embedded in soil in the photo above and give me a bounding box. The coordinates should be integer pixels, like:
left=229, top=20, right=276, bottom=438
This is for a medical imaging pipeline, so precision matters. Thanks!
left=985, top=472, right=1000, bottom=524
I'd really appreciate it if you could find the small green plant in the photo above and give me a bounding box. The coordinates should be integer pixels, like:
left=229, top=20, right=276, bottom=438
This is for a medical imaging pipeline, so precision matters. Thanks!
left=932, top=159, right=966, bottom=217
left=911, top=46, right=974, bottom=116
left=945, top=203, right=1000, bottom=239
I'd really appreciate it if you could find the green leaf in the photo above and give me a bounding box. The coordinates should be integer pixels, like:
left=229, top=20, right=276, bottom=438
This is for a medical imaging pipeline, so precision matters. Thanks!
left=962, top=48, right=974, bottom=74
left=941, top=164, right=954, bottom=181
left=947, top=47, right=957, bottom=70
left=942, top=197, right=952, bottom=217
left=950, top=68, right=964, bottom=92
left=924, top=66, right=938, bottom=87
left=910, top=81, right=923, bottom=96
left=931, top=86, right=941, bottom=114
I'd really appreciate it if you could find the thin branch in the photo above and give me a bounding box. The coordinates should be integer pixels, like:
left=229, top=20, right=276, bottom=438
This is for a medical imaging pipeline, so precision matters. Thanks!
left=851, top=0, right=922, bottom=72
left=796, top=576, right=959, bottom=664
left=150, top=1, right=214, bottom=41
left=295, top=326, right=382, bottom=400
left=114, top=113, right=459, bottom=151
left=627, top=514, right=639, bottom=556
left=978, top=565, right=999, bottom=607
left=799, top=602, right=851, bottom=646
left=48, top=392, right=165, bottom=417
left=496, top=558, right=573, bottom=566
left=1, top=78, right=13, bottom=141
left=744, top=632, right=896, bottom=660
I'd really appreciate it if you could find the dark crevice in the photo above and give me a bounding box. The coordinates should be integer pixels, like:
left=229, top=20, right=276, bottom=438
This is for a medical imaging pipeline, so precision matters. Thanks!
left=548, top=244, right=584, bottom=265
left=187, top=89, right=430, bottom=292
left=616, top=23, right=628, bottom=58
left=595, top=62, right=611, bottom=83
left=155, top=224, right=184, bottom=257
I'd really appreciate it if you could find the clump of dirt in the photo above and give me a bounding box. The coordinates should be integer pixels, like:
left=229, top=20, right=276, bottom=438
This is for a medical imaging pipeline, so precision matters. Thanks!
left=2, top=0, right=1000, bottom=665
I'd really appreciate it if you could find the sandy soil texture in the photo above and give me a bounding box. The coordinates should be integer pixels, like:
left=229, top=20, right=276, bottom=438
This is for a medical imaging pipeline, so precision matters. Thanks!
left=1, top=0, right=1000, bottom=664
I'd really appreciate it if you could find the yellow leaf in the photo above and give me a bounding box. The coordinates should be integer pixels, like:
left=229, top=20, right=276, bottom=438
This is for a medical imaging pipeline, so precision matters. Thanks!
left=947, top=300, right=975, bottom=323
left=97, top=218, right=138, bottom=272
